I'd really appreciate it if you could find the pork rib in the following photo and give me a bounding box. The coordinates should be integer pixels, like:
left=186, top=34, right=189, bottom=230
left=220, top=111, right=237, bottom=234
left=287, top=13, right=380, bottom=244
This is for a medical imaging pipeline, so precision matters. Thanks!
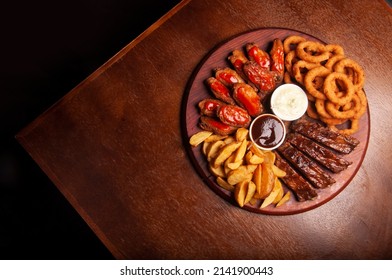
left=290, top=119, right=359, bottom=154
left=287, top=133, right=352, bottom=173
left=277, top=142, right=336, bottom=189
left=274, top=152, right=318, bottom=201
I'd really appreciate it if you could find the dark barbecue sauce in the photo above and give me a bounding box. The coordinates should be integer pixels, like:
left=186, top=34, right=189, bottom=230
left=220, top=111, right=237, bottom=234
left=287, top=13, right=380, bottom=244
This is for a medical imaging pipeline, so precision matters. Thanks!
left=250, top=114, right=285, bottom=149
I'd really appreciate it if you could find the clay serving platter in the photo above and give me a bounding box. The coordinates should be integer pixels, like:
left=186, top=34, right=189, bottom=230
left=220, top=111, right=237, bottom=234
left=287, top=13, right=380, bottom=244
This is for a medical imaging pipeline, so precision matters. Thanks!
left=182, top=28, right=370, bottom=215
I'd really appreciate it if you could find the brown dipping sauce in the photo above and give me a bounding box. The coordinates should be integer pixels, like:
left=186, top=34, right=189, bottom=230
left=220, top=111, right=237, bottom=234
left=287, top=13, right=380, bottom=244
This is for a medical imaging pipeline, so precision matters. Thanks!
left=250, top=114, right=286, bottom=150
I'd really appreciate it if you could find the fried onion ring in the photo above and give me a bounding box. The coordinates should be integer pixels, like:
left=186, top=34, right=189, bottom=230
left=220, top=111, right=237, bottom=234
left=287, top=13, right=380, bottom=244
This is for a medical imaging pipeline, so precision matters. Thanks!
left=283, top=35, right=306, bottom=54
left=329, top=119, right=360, bottom=135
left=323, top=72, right=355, bottom=106
left=326, top=44, right=345, bottom=57
left=353, top=89, right=367, bottom=119
left=324, top=55, right=345, bottom=71
left=292, top=60, right=319, bottom=85
left=333, top=58, right=365, bottom=92
left=315, top=99, right=334, bottom=119
left=306, top=101, right=319, bottom=120
left=284, top=50, right=298, bottom=75
left=325, top=93, right=361, bottom=119
left=304, top=66, right=331, bottom=100
left=296, top=41, right=330, bottom=63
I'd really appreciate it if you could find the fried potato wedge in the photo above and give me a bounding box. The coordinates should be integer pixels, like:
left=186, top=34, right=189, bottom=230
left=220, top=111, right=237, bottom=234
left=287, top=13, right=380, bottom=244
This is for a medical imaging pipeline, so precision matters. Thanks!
left=209, top=162, right=226, bottom=178
left=272, top=164, right=287, bottom=178
left=233, top=139, right=248, bottom=163
left=207, top=140, right=225, bottom=162
left=235, top=127, right=249, bottom=142
left=254, top=162, right=275, bottom=199
left=216, top=177, right=235, bottom=192
left=227, top=166, right=253, bottom=185
left=205, top=134, right=227, bottom=143
left=249, top=154, right=265, bottom=165
left=276, top=191, right=291, bottom=207
left=189, top=131, right=213, bottom=146
left=234, top=180, right=248, bottom=207
left=272, top=178, right=284, bottom=204
left=244, top=181, right=256, bottom=205
left=260, top=177, right=282, bottom=208
left=213, top=141, right=241, bottom=168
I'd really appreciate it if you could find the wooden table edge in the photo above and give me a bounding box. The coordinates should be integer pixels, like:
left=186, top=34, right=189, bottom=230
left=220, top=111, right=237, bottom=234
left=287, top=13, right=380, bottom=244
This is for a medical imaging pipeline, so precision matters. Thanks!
left=15, top=0, right=192, bottom=260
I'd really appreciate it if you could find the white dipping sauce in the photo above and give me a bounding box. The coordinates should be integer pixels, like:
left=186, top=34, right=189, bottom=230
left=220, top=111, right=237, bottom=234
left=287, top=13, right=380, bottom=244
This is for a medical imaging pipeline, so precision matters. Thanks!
left=270, top=84, right=308, bottom=121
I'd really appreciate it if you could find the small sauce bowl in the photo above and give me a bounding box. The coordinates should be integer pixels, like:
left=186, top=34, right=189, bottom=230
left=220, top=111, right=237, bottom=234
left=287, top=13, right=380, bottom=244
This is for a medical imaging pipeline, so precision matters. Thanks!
left=249, top=114, right=286, bottom=151
left=270, top=84, right=308, bottom=121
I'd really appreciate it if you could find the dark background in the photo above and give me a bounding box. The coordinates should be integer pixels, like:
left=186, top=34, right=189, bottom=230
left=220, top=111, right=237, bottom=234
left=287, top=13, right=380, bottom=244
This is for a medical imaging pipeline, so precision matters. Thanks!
left=0, top=0, right=181, bottom=260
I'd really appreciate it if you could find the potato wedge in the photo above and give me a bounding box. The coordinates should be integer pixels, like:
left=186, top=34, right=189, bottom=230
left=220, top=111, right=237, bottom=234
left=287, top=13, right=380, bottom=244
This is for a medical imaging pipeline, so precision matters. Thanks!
left=263, top=151, right=276, bottom=164
left=216, top=177, right=235, bottom=192
left=209, top=162, right=226, bottom=178
left=189, top=131, right=213, bottom=146
left=249, top=154, right=265, bottom=165
left=252, top=164, right=263, bottom=195
left=206, top=140, right=225, bottom=162
left=254, top=162, right=275, bottom=199
left=234, top=180, right=248, bottom=207
left=233, top=139, right=247, bottom=163
left=223, top=136, right=235, bottom=144
left=244, top=181, right=256, bottom=205
left=272, top=164, right=287, bottom=178
left=213, top=141, right=241, bottom=168
left=276, top=191, right=291, bottom=207
left=235, top=127, right=249, bottom=142
left=202, top=141, right=211, bottom=156
left=272, top=178, right=284, bottom=204
left=260, top=177, right=281, bottom=208
left=227, top=166, right=253, bottom=185
left=245, top=151, right=253, bottom=165
left=227, top=160, right=243, bottom=170
left=250, top=144, right=265, bottom=158
left=205, top=134, right=227, bottom=143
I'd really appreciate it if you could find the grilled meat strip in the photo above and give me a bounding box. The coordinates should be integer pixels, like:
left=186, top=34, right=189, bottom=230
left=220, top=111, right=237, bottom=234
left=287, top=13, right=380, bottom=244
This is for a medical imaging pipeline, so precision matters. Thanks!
left=277, top=142, right=336, bottom=189
left=291, top=119, right=360, bottom=154
left=287, top=133, right=352, bottom=173
left=274, top=152, right=318, bottom=201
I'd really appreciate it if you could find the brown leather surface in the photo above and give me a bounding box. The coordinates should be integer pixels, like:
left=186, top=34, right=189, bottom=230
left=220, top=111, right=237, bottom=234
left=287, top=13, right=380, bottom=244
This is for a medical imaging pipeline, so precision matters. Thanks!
left=17, top=0, right=392, bottom=259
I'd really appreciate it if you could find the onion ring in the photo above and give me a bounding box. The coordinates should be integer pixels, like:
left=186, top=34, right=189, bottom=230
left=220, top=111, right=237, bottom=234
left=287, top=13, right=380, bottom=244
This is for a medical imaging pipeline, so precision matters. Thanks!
left=292, top=60, right=319, bottom=85
left=353, top=89, right=367, bottom=119
left=284, top=50, right=298, bottom=75
left=315, top=99, right=334, bottom=119
left=326, top=44, right=345, bottom=57
left=283, top=35, right=306, bottom=54
left=304, top=66, right=331, bottom=100
left=334, top=58, right=365, bottom=92
left=323, top=72, right=355, bottom=106
left=329, top=119, right=359, bottom=135
left=324, top=55, right=345, bottom=71
left=296, top=41, right=330, bottom=63
left=325, top=93, right=361, bottom=119
left=306, top=101, right=319, bottom=119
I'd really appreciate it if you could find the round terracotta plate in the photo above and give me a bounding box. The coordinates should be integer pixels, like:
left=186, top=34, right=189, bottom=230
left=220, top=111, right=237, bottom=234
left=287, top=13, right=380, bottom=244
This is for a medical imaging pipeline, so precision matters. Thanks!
left=182, top=28, right=370, bottom=215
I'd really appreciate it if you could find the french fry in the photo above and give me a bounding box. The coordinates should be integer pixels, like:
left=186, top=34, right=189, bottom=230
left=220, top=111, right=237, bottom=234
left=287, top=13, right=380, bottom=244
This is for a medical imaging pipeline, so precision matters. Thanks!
left=216, top=177, right=235, bottom=192
left=213, top=141, right=241, bottom=168
left=223, top=136, right=235, bottom=144
left=250, top=144, right=265, bottom=158
left=189, top=131, right=213, bottom=146
left=276, top=191, right=291, bottom=207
